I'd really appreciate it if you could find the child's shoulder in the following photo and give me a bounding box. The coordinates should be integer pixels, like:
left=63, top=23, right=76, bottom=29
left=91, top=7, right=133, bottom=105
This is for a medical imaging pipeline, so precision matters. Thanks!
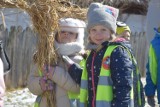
left=108, top=41, right=126, bottom=48
left=108, top=42, right=133, bottom=57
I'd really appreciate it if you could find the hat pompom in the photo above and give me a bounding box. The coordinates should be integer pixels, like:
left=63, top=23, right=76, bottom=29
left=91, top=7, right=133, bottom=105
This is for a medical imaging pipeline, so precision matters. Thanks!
left=87, top=3, right=102, bottom=14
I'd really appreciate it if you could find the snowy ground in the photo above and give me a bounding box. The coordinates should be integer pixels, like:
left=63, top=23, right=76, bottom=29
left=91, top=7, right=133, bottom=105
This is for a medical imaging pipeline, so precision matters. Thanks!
left=3, top=78, right=158, bottom=107
left=4, top=88, right=36, bottom=107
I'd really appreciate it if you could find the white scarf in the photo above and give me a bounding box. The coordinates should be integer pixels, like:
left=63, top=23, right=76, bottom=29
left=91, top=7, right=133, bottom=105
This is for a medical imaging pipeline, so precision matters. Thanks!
left=54, top=41, right=84, bottom=56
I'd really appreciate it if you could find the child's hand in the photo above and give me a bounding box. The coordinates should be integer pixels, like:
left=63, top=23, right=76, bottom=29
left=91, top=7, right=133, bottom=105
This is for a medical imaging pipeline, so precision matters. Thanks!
left=39, top=76, right=54, bottom=91
left=43, top=65, right=55, bottom=80
left=62, top=55, right=74, bottom=67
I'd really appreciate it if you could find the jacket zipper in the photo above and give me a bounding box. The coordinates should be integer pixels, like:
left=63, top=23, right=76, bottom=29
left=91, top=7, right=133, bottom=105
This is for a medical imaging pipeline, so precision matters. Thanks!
left=91, top=52, right=96, bottom=107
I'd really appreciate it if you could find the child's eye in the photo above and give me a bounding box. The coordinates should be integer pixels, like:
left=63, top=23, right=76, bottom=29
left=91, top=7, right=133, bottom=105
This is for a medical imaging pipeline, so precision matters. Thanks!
left=121, top=36, right=125, bottom=38
left=60, top=31, right=66, bottom=34
left=69, top=32, right=74, bottom=35
left=101, top=29, right=107, bottom=31
left=90, top=29, right=96, bottom=32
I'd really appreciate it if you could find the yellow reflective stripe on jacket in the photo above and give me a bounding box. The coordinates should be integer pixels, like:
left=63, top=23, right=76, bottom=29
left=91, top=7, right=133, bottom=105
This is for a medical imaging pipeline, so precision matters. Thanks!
left=132, top=50, right=142, bottom=106
left=149, top=44, right=157, bottom=85
left=68, top=58, right=86, bottom=107
left=79, top=59, right=86, bottom=68
left=34, top=69, right=43, bottom=107
left=34, top=102, right=39, bottom=107
left=68, top=91, right=79, bottom=107
left=137, top=79, right=141, bottom=106
left=68, top=92, right=79, bottom=99
left=122, top=45, right=142, bottom=106
left=130, top=71, right=134, bottom=107
left=96, top=45, right=118, bottom=103
left=119, top=45, right=142, bottom=106
left=132, top=55, right=142, bottom=106
left=79, top=60, right=88, bottom=106
left=38, top=69, right=43, bottom=77
left=34, top=95, right=42, bottom=107
left=80, top=45, right=117, bottom=107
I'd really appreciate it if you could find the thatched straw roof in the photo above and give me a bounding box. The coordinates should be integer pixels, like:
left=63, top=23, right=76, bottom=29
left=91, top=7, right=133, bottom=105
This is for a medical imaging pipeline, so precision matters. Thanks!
left=71, top=0, right=149, bottom=15
left=113, top=0, right=148, bottom=15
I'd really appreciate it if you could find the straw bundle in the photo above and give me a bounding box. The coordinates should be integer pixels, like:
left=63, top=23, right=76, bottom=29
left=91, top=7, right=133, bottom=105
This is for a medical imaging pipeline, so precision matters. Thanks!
left=0, top=0, right=87, bottom=106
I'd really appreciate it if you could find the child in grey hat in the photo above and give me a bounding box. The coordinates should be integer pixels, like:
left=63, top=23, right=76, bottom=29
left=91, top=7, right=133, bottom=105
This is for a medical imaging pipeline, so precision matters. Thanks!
left=63, top=2, right=145, bottom=107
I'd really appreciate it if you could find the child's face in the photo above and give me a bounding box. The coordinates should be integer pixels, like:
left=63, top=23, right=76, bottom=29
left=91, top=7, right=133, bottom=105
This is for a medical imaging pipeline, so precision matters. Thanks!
left=89, top=25, right=111, bottom=45
left=57, top=31, right=77, bottom=43
left=118, top=31, right=130, bottom=41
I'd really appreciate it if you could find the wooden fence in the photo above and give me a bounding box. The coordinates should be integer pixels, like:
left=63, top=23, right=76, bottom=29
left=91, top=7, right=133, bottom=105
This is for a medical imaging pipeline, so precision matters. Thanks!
left=1, top=25, right=38, bottom=89
left=130, top=32, right=148, bottom=77
left=1, top=25, right=148, bottom=89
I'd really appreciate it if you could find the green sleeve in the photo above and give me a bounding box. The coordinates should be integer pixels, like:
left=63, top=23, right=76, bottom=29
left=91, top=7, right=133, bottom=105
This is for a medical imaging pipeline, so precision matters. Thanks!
left=149, top=44, right=158, bottom=85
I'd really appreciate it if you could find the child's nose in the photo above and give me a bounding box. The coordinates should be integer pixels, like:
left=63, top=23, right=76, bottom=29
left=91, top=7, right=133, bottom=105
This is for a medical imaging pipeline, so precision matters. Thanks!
left=95, top=31, right=102, bottom=35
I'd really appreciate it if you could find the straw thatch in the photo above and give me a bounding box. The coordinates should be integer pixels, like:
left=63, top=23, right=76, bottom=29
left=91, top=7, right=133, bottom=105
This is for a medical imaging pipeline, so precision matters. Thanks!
left=71, top=0, right=149, bottom=15
left=0, top=0, right=87, bottom=106
left=115, top=1, right=148, bottom=15
left=0, top=0, right=87, bottom=67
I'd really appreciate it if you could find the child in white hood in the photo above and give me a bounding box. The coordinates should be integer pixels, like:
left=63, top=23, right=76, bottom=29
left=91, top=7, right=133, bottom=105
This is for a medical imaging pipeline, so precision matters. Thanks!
left=27, top=18, right=86, bottom=107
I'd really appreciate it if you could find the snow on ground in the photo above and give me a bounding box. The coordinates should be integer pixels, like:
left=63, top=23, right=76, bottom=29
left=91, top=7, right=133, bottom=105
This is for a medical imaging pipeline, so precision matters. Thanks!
left=3, top=78, right=158, bottom=107
left=4, top=88, right=36, bottom=107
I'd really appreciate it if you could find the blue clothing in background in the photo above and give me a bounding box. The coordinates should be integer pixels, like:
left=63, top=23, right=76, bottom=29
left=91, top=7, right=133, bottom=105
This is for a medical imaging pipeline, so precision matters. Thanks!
left=145, top=28, right=160, bottom=104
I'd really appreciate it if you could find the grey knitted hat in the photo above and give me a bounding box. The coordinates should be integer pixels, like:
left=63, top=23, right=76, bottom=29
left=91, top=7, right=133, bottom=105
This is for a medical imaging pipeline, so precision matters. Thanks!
left=87, top=3, right=119, bottom=33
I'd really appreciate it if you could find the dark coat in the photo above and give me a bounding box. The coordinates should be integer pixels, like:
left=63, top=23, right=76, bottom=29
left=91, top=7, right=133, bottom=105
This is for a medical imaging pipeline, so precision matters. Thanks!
left=69, top=41, right=145, bottom=107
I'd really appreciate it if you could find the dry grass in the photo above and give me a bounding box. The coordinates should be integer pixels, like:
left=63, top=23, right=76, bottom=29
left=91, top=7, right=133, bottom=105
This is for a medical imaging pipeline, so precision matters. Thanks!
left=0, top=0, right=87, bottom=67
left=0, top=0, right=87, bottom=106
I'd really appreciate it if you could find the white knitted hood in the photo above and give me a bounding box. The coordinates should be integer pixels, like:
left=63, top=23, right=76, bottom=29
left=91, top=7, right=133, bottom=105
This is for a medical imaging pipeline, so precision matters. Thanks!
left=59, top=18, right=86, bottom=47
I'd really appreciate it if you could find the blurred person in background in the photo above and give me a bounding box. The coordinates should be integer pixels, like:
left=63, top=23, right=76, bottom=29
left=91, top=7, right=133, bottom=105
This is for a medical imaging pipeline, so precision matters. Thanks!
left=145, top=26, right=160, bottom=107
left=0, top=22, right=11, bottom=107
left=0, top=58, right=5, bottom=107
left=116, top=21, right=131, bottom=41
